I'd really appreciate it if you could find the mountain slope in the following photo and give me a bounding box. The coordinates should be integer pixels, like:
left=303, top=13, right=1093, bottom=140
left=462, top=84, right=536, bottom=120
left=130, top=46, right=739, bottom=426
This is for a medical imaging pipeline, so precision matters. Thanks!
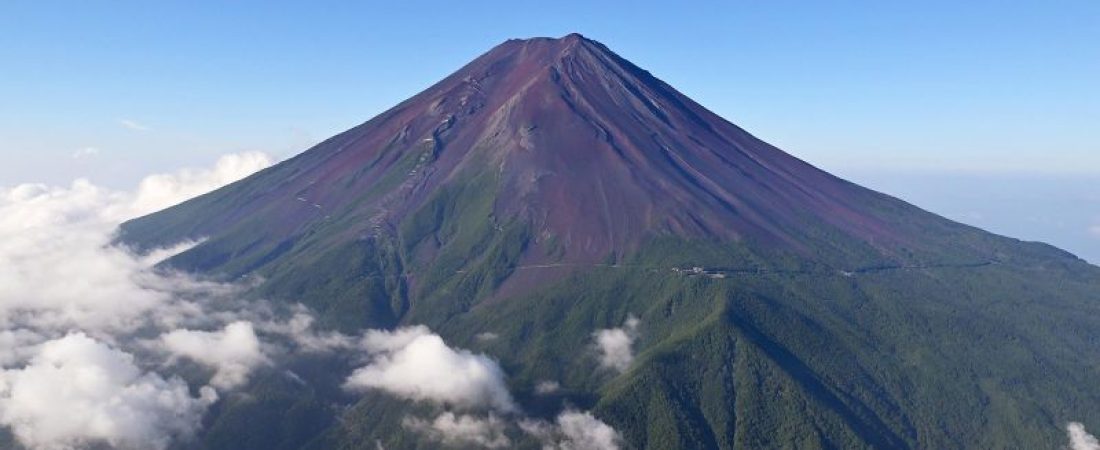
left=120, top=34, right=1100, bottom=449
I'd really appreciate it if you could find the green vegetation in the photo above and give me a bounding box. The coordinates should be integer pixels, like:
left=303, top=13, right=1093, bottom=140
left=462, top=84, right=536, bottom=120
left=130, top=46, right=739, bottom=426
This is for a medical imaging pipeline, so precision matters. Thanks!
left=121, top=137, right=1100, bottom=450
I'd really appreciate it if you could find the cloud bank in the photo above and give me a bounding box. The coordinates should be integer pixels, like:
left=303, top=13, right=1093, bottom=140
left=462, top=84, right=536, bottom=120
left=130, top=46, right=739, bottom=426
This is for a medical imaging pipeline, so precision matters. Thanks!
left=593, top=315, right=640, bottom=373
left=345, top=326, right=516, bottom=412
left=0, top=152, right=272, bottom=449
left=71, top=147, right=100, bottom=159
left=0, top=333, right=216, bottom=450
left=0, top=152, right=273, bottom=335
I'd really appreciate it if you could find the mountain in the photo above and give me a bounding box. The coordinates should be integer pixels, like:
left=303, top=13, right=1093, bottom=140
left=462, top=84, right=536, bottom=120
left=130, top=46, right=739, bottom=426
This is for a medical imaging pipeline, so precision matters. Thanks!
left=120, top=34, right=1100, bottom=449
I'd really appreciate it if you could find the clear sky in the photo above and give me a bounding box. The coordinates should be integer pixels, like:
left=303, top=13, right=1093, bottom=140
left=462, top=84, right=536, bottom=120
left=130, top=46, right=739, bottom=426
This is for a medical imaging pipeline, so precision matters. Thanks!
left=1, top=1, right=1098, bottom=259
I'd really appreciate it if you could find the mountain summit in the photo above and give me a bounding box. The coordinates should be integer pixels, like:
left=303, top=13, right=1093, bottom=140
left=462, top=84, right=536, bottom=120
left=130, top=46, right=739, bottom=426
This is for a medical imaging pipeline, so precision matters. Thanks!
left=122, top=34, right=1035, bottom=286
left=121, top=35, right=1100, bottom=449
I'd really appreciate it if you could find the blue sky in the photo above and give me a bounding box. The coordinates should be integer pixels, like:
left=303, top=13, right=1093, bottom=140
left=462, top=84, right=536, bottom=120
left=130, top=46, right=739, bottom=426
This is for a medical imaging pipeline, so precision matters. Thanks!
left=1, top=1, right=1098, bottom=259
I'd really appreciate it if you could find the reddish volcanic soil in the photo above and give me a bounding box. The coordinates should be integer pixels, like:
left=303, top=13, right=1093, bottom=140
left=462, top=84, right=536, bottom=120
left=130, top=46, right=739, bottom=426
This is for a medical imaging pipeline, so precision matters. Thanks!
left=264, top=35, right=897, bottom=260
left=125, top=34, right=997, bottom=282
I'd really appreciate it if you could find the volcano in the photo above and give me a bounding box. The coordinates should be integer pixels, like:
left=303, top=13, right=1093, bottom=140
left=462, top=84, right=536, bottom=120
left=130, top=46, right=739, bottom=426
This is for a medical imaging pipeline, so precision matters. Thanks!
left=121, top=34, right=1100, bottom=449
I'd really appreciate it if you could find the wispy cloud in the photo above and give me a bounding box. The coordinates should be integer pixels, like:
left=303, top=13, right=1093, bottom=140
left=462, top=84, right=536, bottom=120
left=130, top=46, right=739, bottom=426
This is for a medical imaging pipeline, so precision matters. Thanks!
left=475, top=332, right=499, bottom=342
left=71, top=147, right=100, bottom=159
left=1088, top=225, right=1100, bottom=238
left=535, top=380, right=561, bottom=395
left=118, top=118, right=151, bottom=131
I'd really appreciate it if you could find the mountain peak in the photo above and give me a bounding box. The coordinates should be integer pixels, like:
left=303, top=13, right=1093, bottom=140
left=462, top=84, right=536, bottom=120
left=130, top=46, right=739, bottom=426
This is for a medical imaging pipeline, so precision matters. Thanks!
left=491, top=32, right=605, bottom=69
left=123, top=33, right=1006, bottom=279
left=506, top=32, right=589, bottom=45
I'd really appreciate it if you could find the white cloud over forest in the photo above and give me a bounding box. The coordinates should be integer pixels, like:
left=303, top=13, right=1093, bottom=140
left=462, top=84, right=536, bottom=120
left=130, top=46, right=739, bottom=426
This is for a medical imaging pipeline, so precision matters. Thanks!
left=345, top=326, right=517, bottom=412
left=1069, top=422, right=1100, bottom=450
left=593, top=315, right=640, bottom=373
left=520, top=410, right=622, bottom=450
left=159, top=321, right=269, bottom=390
left=402, top=412, right=511, bottom=449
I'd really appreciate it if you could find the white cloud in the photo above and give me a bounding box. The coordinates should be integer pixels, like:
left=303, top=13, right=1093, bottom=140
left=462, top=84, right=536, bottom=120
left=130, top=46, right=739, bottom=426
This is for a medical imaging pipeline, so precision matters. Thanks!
left=71, top=147, right=100, bottom=159
left=535, top=380, right=561, bottom=395
left=593, top=316, right=640, bottom=373
left=556, top=411, right=621, bottom=450
left=0, top=152, right=272, bottom=334
left=118, top=119, right=150, bottom=131
left=344, top=326, right=517, bottom=412
left=475, top=332, right=499, bottom=342
left=0, top=153, right=272, bottom=449
left=0, top=333, right=216, bottom=450
left=1069, top=422, right=1100, bottom=450
left=520, top=411, right=621, bottom=450
left=403, top=412, right=511, bottom=449
left=360, top=325, right=434, bottom=353
left=0, top=180, right=187, bottom=333
left=0, top=149, right=624, bottom=449
left=130, top=151, right=272, bottom=215
left=159, top=321, right=269, bottom=390
left=262, top=310, right=357, bottom=353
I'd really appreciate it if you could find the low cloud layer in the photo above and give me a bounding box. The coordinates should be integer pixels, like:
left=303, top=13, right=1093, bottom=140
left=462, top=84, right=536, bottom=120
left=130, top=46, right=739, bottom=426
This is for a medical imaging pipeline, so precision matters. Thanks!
left=0, top=151, right=627, bottom=449
left=403, top=412, right=511, bottom=449
left=593, top=316, right=640, bottom=373
left=0, top=153, right=272, bottom=449
left=345, top=326, right=516, bottom=412
left=0, top=152, right=272, bottom=334
left=1069, top=422, right=1100, bottom=450
left=0, top=333, right=216, bottom=450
